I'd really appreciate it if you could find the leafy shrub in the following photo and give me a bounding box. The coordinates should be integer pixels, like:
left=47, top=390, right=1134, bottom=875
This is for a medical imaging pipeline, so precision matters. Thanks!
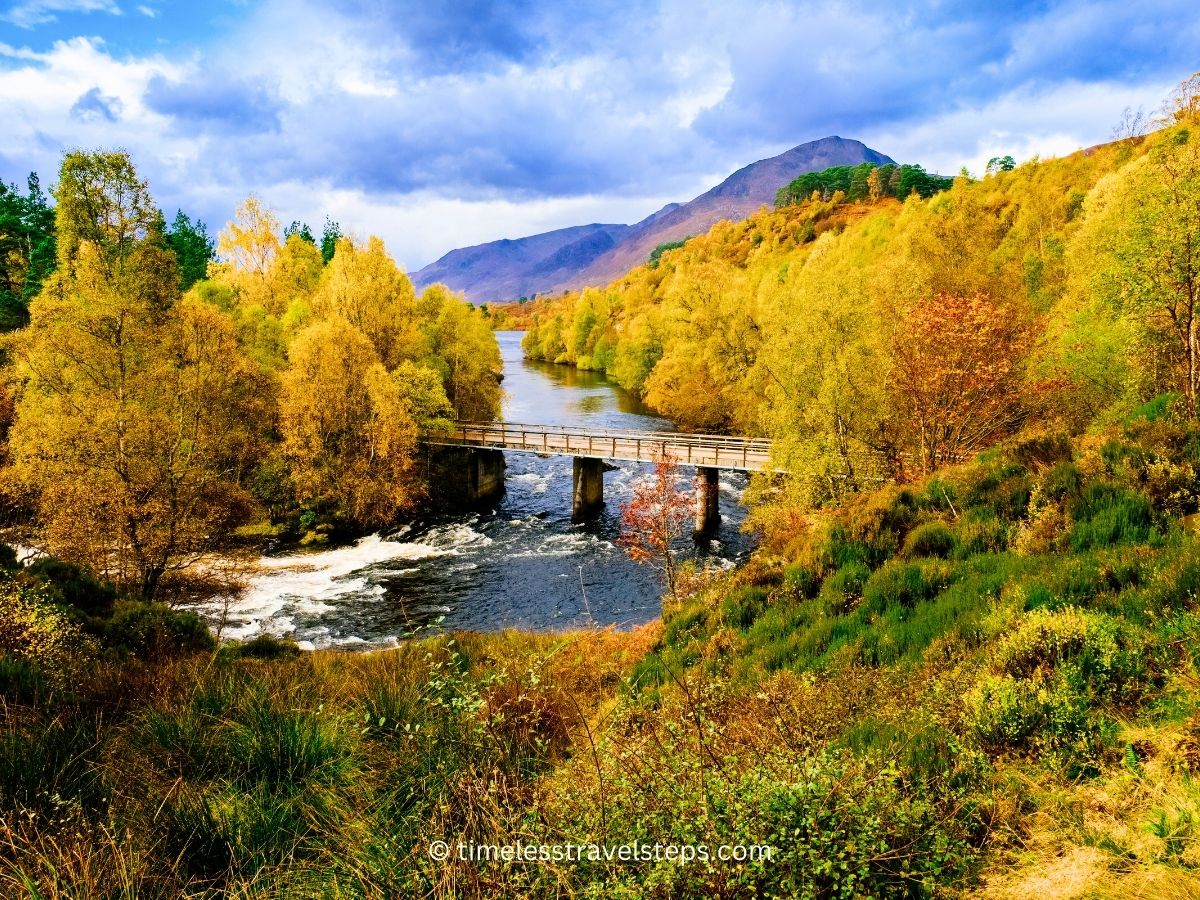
left=902, top=521, right=958, bottom=558
left=0, top=544, right=19, bottom=572
left=0, top=577, right=97, bottom=682
left=227, top=635, right=302, bottom=661
left=964, top=607, right=1151, bottom=772
left=993, top=607, right=1149, bottom=700
left=25, top=557, right=119, bottom=617
left=964, top=673, right=1092, bottom=756
left=102, top=600, right=216, bottom=658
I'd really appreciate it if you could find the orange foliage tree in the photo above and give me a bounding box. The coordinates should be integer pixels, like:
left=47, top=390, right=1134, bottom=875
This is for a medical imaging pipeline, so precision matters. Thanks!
left=617, top=453, right=694, bottom=601
left=889, top=292, right=1037, bottom=476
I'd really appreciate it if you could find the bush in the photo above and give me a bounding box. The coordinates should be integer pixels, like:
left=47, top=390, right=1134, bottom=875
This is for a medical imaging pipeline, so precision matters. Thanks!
left=783, top=564, right=821, bottom=599
left=103, top=601, right=216, bottom=658
left=993, top=607, right=1149, bottom=701
left=964, top=673, right=1093, bottom=757
left=0, top=544, right=19, bottom=572
left=1069, top=482, right=1157, bottom=549
left=26, top=557, right=119, bottom=617
left=1040, top=462, right=1082, bottom=502
left=955, top=510, right=1011, bottom=555
left=902, top=521, right=958, bottom=558
left=819, top=561, right=870, bottom=614
left=862, top=559, right=953, bottom=612
left=227, top=635, right=303, bottom=661
left=0, top=577, right=97, bottom=682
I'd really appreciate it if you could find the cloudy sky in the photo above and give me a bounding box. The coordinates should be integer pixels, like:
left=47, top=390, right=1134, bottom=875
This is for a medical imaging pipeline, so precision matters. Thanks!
left=1, top=0, right=1197, bottom=271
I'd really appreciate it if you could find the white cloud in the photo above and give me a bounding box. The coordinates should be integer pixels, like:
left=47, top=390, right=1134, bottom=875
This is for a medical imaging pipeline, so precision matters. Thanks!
left=3, top=0, right=121, bottom=28
left=863, top=78, right=1177, bottom=178
left=0, top=0, right=1195, bottom=273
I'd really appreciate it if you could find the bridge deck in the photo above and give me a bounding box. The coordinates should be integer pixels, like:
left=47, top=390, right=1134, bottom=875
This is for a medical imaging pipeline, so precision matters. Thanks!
left=426, top=421, right=775, bottom=472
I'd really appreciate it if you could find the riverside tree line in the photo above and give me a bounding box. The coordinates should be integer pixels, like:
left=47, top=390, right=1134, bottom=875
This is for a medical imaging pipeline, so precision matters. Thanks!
left=0, top=151, right=501, bottom=601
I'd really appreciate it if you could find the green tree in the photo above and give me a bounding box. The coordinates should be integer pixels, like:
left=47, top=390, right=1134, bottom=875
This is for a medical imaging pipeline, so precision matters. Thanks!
left=165, top=209, right=215, bottom=291
left=0, top=172, right=56, bottom=330
left=284, top=220, right=316, bottom=245
left=320, top=216, right=342, bottom=264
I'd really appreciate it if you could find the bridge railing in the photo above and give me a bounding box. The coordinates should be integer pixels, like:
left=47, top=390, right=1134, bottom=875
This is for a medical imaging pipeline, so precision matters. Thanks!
left=426, top=421, right=776, bottom=471
left=448, top=421, right=772, bottom=449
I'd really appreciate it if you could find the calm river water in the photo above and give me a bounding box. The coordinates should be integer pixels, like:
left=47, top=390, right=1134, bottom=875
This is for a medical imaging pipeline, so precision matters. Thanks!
left=197, top=331, right=753, bottom=649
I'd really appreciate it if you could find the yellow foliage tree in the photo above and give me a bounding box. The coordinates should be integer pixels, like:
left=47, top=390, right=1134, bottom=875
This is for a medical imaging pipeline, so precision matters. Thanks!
left=10, top=174, right=267, bottom=598
left=313, top=236, right=422, bottom=368
left=279, top=316, right=424, bottom=525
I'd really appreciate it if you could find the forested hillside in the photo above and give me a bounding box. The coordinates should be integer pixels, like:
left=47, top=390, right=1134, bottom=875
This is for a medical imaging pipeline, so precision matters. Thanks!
left=523, top=103, right=1199, bottom=513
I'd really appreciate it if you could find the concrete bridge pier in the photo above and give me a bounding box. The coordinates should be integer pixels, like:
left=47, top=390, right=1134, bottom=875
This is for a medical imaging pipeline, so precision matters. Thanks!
left=695, top=466, right=721, bottom=536
left=464, top=448, right=506, bottom=505
left=572, top=457, right=606, bottom=521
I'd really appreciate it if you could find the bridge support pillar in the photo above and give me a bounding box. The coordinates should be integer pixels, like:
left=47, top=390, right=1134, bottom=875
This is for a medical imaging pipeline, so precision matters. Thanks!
left=695, top=466, right=721, bottom=536
left=466, top=448, right=506, bottom=505
left=572, top=457, right=605, bottom=521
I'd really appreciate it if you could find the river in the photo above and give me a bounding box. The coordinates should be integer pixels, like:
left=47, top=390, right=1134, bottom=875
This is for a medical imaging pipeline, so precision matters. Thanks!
left=198, top=331, right=754, bottom=649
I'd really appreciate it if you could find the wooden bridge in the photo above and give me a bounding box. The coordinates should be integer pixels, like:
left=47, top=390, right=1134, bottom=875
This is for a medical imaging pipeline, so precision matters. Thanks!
left=426, top=421, right=775, bottom=534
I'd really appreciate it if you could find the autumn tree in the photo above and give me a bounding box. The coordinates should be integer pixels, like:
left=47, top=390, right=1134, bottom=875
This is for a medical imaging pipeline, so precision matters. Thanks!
left=313, top=236, right=422, bottom=368
left=889, top=292, right=1036, bottom=475
left=9, top=152, right=266, bottom=598
left=1094, top=127, right=1200, bottom=416
left=618, top=453, right=694, bottom=601
left=417, top=284, right=503, bottom=421
left=279, top=316, right=432, bottom=526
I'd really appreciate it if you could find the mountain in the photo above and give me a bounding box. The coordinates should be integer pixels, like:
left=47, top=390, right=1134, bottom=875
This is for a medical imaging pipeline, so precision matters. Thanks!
left=411, top=136, right=894, bottom=302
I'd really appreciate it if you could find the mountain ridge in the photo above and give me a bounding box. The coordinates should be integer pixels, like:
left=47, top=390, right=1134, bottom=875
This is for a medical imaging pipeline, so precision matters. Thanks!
left=412, top=136, right=895, bottom=302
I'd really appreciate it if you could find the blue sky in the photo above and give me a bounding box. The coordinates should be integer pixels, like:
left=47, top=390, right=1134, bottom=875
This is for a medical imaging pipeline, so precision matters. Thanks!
left=1, top=0, right=1197, bottom=271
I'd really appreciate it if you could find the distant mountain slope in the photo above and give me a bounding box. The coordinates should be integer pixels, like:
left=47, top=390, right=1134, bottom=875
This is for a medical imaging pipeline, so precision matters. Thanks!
left=412, top=136, right=894, bottom=302
left=411, top=223, right=629, bottom=303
